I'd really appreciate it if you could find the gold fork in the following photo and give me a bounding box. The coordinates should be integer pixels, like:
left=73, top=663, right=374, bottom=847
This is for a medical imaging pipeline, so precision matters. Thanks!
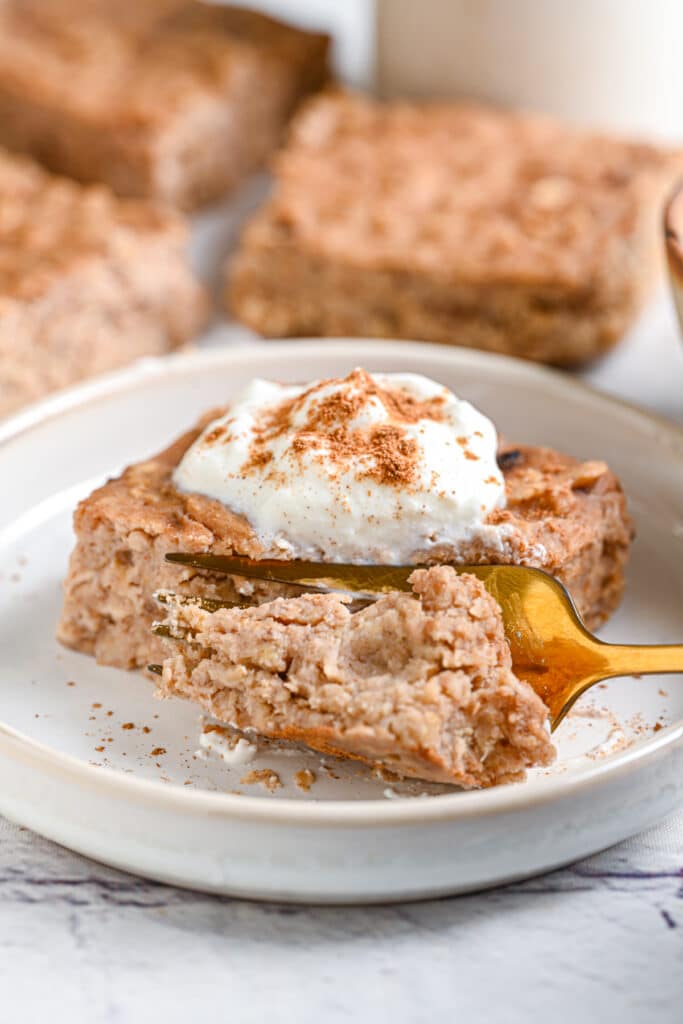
left=153, top=553, right=683, bottom=731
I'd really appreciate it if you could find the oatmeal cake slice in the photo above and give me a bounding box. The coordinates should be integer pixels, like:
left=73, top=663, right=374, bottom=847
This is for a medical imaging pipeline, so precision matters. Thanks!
left=0, top=0, right=330, bottom=208
left=228, top=92, right=680, bottom=365
left=57, top=425, right=632, bottom=672
left=156, top=567, right=555, bottom=788
left=0, top=148, right=207, bottom=417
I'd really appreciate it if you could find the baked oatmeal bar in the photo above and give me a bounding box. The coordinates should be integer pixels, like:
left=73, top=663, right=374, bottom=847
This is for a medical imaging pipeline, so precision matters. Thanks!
left=0, top=0, right=329, bottom=208
left=228, top=92, right=680, bottom=365
left=156, top=567, right=555, bottom=788
left=58, top=421, right=632, bottom=671
left=0, top=148, right=207, bottom=417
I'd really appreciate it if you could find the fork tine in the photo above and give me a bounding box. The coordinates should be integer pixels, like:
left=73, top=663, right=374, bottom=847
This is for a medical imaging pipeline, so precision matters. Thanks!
left=152, top=591, right=250, bottom=644
left=165, top=554, right=336, bottom=596
left=165, top=552, right=414, bottom=595
left=154, top=590, right=253, bottom=611
left=152, top=622, right=189, bottom=640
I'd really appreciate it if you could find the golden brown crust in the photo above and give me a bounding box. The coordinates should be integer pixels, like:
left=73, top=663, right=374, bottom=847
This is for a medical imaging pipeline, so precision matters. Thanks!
left=0, top=0, right=330, bottom=207
left=228, top=91, right=682, bottom=364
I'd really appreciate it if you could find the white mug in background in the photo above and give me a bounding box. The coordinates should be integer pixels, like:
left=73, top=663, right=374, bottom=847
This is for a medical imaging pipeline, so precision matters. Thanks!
left=376, top=0, right=683, bottom=141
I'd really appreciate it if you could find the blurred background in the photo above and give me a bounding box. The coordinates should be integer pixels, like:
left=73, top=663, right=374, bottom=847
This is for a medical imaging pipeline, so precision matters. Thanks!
left=0, top=0, right=681, bottom=420
left=230, top=0, right=681, bottom=139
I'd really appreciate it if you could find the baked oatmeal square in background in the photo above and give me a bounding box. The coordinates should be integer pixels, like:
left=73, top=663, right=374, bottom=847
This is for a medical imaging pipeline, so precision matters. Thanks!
left=0, top=0, right=330, bottom=209
left=0, top=147, right=207, bottom=417
left=228, top=91, right=681, bottom=366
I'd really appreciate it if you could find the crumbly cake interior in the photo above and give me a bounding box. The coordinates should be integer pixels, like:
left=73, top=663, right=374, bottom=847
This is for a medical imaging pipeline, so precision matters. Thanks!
left=157, top=566, right=555, bottom=788
left=228, top=92, right=681, bottom=364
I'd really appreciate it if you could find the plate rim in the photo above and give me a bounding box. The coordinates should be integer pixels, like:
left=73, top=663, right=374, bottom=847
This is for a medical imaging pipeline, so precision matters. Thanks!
left=2, top=338, right=683, bottom=450
left=1, top=337, right=682, bottom=827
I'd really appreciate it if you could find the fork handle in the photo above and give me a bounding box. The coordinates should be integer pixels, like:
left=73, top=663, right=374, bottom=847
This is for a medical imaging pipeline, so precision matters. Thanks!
left=596, top=642, right=683, bottom=681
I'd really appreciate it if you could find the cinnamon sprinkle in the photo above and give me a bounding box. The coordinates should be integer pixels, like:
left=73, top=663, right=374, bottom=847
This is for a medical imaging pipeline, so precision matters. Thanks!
left=240, top=369, right=444, bottom=487
left=204, top=424, right=231, bottom=445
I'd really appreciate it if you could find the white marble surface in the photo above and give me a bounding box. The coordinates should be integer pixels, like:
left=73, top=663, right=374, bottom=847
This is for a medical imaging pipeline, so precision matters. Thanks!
left=1, top=810, right=681, bottom=1023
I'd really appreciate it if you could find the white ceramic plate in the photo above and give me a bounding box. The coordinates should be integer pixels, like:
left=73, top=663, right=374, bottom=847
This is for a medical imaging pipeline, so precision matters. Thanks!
left=0, top=340, right=682, bottom=903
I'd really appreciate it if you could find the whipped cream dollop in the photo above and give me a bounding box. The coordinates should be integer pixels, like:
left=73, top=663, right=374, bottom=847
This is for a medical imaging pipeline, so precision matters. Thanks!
left=173, top=369, right=506, bottom=564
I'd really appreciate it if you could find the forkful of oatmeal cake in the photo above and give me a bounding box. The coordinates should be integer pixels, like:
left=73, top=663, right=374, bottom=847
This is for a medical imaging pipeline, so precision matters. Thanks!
left=152, top=557, right=683, bottom=757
